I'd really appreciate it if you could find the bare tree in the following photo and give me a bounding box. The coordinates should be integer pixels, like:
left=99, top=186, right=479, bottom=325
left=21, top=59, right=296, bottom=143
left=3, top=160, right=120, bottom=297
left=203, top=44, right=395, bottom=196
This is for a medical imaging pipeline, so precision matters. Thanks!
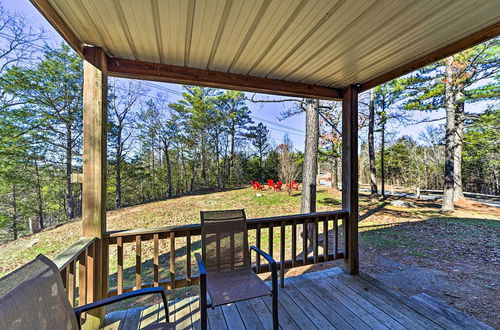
left=109, top=80, right=143, bottom=208
left=277, top=135, right=299, bottom=196
left=367, top=90, right=378, bottom=201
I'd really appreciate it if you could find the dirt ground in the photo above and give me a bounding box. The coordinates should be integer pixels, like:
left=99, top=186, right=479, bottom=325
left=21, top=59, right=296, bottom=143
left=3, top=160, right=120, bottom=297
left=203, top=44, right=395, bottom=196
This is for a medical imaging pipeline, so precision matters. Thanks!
left=356, top=196, right=499, bottom=328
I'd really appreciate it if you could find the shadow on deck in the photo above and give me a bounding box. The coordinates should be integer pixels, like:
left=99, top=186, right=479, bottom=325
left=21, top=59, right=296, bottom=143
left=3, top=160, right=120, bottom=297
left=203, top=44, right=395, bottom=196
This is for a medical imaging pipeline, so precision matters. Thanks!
left=101, top=267, right=492, bottom=329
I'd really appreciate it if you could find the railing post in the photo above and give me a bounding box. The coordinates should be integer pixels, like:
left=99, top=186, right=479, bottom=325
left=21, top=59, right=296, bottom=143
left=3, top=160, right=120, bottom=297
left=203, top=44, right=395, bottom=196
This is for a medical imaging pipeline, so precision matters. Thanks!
left=82, top=45, right=108, bottom=327
left=342, top=85, right=359, bottom=275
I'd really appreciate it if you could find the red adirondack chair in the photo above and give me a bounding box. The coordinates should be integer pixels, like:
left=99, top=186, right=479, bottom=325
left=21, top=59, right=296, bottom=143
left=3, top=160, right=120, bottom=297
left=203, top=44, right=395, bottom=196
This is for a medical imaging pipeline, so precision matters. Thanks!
left=268, top=179, right=275, bottom=190
left=251, top=180, right=257, bottom=189
left=289, top=180, right=299, bottom=191
left=275, top=181, right=283, bottom=191
left=254, top=181, right=265, bottom=191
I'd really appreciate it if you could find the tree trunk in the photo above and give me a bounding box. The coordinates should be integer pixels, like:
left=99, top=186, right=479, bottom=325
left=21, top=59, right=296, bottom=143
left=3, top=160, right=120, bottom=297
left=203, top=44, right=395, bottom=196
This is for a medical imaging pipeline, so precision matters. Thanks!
left=258, top=150, right=263, bottom=182
left=34, top=157, right=44, bottom=229
left=453, top=100, right=465, bottom=201
left=301, top=100, right=319, bottom=248
left=368, top=90, right=378, bottom=202
left=200, top=132, right=207, bottom=185
left=442, top=56, right=456, bottom=212
left=11, top=183, right=18, bottom=240
left=115, top=130, right=122, bottom=208
left=228, top=122, right=236, bottom=184
left=164, top=143, right=173, bottom=198
left=214, top=132, right=221, bottom=188
left=381, top=122, right=386, bottom=198
left=66, top=123, right=74, bottom=219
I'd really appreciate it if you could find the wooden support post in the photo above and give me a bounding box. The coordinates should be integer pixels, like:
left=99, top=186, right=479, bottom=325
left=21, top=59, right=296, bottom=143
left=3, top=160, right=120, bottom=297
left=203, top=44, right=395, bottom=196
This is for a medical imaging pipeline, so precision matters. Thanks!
left=82, top=46, right=108, bottom=327
left=342, top=85, right=359, bottom=275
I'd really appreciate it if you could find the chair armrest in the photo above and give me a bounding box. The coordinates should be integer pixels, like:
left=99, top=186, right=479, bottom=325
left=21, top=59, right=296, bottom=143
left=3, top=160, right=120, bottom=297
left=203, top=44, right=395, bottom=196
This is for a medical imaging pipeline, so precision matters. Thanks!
left=195, top=253, right=208, bottom=329
left=250, top=246, right=277, bottom=268
left=73, top=287, right=168, bottom=327
left=250, top=246, right=279, bottom=306
left=194, top=253, right=206, bottom=276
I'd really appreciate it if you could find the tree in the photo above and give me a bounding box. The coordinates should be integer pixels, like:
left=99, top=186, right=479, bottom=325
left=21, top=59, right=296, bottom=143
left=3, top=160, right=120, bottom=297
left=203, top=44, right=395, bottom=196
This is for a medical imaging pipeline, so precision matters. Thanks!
left=301, top=100, right=319, bottom=214
left=318, top=102, right=342, bottom=190
left=3, top=44, right=83, bottom=219
left=404, top=39, right=499, bottom=211
left=170, top=86, right=217, bottom=188
left=108, top=80, right=143, bottom=208
left=277, top=135, right=299, bottom=196
left=248, top=122, right=271, bottom=182
left=462, top=107, right=499, bottom=194
left=154, top=99, right=179, bottom=197
left=0, top=4, right=44, bottom=72
left=217, top=91, right=252, bottom=185
left=370, top=79, right=405, bottom=197
left=367, top=90, right=378, bottom=201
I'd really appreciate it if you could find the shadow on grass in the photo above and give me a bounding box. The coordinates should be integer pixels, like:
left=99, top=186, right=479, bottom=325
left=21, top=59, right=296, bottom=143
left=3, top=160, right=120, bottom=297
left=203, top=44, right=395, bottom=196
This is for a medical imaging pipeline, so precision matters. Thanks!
left=117, top=186, right=248, bottom=209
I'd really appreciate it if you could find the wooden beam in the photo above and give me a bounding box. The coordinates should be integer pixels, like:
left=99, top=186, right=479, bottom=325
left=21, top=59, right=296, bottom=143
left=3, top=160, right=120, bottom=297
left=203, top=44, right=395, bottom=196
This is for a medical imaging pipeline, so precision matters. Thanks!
left=341, top=85, right=359, bottom=275
left=29, top=0, right=84, bottom=57
left=360, top=22, right=500, bottom=91
left=106, top=55, right=342, bottom=100
left=81, top=46, right=107, bottom=327
left=82, top=46, right=108, bottom=238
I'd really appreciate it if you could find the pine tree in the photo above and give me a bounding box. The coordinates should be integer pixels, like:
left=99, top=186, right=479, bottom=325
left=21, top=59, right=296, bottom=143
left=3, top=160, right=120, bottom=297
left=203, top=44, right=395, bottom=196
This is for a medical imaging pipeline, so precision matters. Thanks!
left=403, top=39, right=499, bottom=211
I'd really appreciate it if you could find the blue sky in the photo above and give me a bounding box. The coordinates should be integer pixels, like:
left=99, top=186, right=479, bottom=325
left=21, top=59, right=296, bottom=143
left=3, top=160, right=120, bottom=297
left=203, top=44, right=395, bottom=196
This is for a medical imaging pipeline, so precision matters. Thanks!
left=4, top=0, right=492, bottom=151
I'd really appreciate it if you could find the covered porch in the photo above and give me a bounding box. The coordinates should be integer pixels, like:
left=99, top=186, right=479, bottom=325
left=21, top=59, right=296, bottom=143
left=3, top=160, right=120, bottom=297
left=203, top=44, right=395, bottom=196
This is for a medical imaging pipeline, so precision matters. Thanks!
left=20, top=0, right=500, bottom=328
left=102, top=267, right=490, bottom=329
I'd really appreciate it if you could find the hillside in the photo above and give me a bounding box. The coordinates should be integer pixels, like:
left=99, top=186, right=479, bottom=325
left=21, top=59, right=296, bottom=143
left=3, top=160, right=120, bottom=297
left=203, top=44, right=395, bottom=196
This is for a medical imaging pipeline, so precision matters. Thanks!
left=0, top=186, right=342, bottom=276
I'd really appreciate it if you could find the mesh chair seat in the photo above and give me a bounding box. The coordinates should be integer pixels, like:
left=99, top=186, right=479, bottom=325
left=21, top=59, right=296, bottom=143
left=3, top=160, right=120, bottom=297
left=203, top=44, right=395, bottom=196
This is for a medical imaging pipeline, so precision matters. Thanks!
left=0, top=255, right=79, bottom=329
left=207, top=268, right=271, bottom=307
left=198, top=209, right=279, bottom=330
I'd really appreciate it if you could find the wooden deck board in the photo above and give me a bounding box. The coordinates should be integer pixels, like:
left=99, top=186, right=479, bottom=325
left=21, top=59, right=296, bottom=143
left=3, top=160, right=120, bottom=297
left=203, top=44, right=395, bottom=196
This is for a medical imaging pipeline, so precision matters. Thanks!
left=207, top=303, right=228, bottom=330
left=291, top=274, right=370, bottom=329
left=359, top=273, right=471, bottom=329
left=174, top=298, right=194, bottom=329
left=286, top=276, right=356, bottom=330
left=101, top=267, right=489, bottom=329
left=336, top=273, right=438, bottom=329
left=235, top=299, right=265, bottom=330
left=280, top=280, right=339, bottom=329
left=246, top=295, right=279, bottom=330
left=411, top=293, right=494, bottom=330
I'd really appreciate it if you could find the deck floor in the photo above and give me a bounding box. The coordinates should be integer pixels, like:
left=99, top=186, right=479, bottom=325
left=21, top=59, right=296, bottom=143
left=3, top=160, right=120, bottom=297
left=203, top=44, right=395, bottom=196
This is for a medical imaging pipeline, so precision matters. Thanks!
left=101, top=267, right=491, bottom=330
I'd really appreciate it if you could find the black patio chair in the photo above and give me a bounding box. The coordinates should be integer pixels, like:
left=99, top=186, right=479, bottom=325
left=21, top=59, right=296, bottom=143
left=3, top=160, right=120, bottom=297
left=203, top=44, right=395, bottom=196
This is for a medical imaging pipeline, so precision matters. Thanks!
left=0, top=254, right=174, bottom=329
left=195, top=209, right=279, bottom=330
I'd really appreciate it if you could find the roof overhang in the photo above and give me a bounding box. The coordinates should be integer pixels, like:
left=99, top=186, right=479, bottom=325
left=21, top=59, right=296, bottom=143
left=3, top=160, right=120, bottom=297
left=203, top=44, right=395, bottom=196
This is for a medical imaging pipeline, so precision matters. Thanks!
left=31, top=0, right=500, bottom=99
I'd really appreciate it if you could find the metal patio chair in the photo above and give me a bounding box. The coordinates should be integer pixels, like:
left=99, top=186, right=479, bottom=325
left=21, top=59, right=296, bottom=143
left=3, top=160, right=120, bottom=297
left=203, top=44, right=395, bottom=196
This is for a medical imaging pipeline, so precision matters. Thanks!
left=195, top=209, right=279, bottom=330
left=0, top=254, right=173, bottom=329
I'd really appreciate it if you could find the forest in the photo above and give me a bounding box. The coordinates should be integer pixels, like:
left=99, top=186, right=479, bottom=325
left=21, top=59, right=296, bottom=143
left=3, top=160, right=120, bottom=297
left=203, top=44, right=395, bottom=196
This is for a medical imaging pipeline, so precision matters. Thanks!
left=0, top=6, right=498, bottom=242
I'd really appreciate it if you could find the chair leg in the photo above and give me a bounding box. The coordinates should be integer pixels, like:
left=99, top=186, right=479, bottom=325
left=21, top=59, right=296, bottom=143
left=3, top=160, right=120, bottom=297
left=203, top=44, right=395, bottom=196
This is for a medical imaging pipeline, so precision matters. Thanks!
left=280, top=262, right=285, bottom=288
left=200, top=295, right=207, bottom=330
left=272, top=292, right=279, bottom=330
left=200, top=279, right=208, bottom=330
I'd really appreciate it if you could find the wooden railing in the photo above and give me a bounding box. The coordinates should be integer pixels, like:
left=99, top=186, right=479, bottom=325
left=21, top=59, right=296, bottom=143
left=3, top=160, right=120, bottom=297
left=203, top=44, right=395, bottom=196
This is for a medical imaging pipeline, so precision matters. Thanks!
left=53, top=237, right=96, bottom=307
left=104, top=210, right=348, bottom=297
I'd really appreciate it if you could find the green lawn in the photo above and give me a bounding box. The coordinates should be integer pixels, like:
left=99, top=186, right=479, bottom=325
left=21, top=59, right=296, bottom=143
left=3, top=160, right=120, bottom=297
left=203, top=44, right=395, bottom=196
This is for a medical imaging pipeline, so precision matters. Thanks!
left=0, top=186, right=342, bottom=276
left=1, top=186, right=498, bottom=280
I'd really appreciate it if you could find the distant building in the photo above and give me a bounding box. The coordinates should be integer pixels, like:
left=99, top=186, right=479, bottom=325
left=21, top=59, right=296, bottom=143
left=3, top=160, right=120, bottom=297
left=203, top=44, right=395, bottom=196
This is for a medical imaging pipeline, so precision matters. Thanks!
left=317, top=172, right=333, bottom=187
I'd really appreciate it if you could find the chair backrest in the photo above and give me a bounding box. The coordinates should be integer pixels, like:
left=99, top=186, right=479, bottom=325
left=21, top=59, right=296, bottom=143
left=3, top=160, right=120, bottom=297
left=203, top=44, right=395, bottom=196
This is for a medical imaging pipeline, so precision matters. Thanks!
left=268, top=179, right=274, bottom=186
left=200, top=209, right=249, bottom=273
left=0, top=254, right=79, bottom=330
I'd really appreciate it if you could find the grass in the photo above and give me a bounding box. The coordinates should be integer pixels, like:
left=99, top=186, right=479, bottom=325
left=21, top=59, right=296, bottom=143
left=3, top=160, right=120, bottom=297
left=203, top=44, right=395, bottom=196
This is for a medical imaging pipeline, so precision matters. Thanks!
left=2, top=186, right=499, bottom=324
left=0, top=186, right=342, bottom=277
left=1, top=185, right=498, bottom=279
